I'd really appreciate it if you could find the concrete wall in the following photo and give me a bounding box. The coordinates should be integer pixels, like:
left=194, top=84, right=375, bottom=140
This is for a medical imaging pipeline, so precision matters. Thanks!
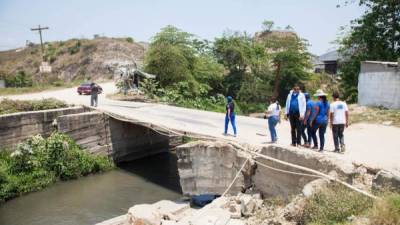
left=253, top=145, right=355, bottom=198
left=0, top=107, right=86, bottom=150
left=358, top=62, right=400, bottom=109
left=108, top=117, right=170, bottom=163
left=57, top=111, right=112, bottom=156
left=176, top=141, right=356, bottom=199
left=176, top=141, right=254, bottom=196
left=1, top=108, right=170, bottom=164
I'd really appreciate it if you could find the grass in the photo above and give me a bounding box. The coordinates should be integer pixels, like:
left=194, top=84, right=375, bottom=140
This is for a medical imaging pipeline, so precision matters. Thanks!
left=349, top=104, right=400, bottom=127
left=299, top=183, right=400, bottom=225
left=0, top=98, right=68, bottom=115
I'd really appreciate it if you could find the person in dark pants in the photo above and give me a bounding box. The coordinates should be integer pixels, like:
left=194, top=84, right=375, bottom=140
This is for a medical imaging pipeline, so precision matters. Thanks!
left=329, top=92, right=349, bottom=153
left=285, top=84, right=306, bottom=146
left=303, top=93, right=315, bottom=148
left=224, top=96, right=237, bottom=137
left=90, top=82, right=99, bottom=107
left=310, top=89, right=330, bottom=152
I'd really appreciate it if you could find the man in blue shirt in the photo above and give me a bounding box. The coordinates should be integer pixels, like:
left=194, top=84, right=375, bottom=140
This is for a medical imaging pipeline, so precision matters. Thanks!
left=285, top=84, right=306, bottom=146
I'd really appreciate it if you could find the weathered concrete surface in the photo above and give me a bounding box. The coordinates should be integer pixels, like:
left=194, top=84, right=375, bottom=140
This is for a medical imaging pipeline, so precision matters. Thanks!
left=176, top=141, right=356, bottom=199
left=358, top=61, right=400, bottom=109
left=0, top=106, right=86, bottom=150
left=57, top=111, right=111, bottom=155
left=176, top=141, right=254, bottom=196
left=372, top=170, right=400, bottom=192
left=253, top=145, right=355, bottom=198
left=109, top=117, right=170, bottom=163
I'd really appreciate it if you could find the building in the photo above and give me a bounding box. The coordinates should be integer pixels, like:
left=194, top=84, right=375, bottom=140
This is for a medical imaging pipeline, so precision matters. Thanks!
left=314, top=50, right=342, bottom=75
left=358, top=61, right=400, bottom=109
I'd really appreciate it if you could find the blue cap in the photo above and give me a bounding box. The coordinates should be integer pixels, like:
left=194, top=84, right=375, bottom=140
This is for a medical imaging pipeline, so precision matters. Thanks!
left=227, top=96, right=233, bottom=102
left=304, top=92, right=310, bottom=100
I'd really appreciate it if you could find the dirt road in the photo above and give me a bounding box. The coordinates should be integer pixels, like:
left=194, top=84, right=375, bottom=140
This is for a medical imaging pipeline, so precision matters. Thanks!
left=3, top=82, right=400, bottom=174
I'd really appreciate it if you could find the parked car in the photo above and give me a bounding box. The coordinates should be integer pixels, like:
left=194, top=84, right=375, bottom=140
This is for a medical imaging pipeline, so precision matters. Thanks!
left=77, top=83, right=102, bottom=95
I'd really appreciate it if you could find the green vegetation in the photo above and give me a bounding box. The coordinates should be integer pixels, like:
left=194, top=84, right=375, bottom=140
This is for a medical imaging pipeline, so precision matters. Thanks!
left=126, top=37, right=134, bottom=43
left=142, top=23, right=314, bottom=114
left=1, top=70, right=33, bottom=88
left=68, top=40, right=81, bottom=55
left=0, top=132, right=114, bottom=202
left=0, top=98, right=68, bottom=115
left=301, top=183, right=373, bottom=224
left=299, top=183, right=400, bottom=225
left=338, top=0, right=400, bottom=102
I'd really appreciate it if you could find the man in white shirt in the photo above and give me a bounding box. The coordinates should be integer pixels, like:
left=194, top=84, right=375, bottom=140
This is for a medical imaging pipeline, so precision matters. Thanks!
left=329, top=92, right=349, bottom=153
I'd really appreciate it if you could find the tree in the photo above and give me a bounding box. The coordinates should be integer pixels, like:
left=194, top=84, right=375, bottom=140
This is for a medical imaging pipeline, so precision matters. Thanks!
left=338, top=0, right=400, bottom=102
left=145, top=26, right=196, bottom=87
left=262, top=20, right=274, bottom=32
left=259, top=29, right=312, bottom=102
left=144, top=25, right=224, bottom=97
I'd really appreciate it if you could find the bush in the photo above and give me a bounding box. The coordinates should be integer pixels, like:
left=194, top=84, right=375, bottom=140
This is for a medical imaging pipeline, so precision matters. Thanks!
left=126, top=37, right=134, bottom=43
left=0, top=133, right=113, bottom=202
left=300, top=183, right=373, bottom=225
left=68, top=41, right=81, bottom=55
left=368, top=193, right=400, bottom=225
left=5, top=71, right=33, bottom=88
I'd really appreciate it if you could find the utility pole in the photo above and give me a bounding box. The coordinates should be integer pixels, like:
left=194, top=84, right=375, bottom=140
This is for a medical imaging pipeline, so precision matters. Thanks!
left=30, top=25, right=49, bottom=60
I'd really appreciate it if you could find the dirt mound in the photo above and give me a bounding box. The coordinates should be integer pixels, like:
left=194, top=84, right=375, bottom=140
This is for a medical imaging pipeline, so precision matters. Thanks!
left=0, top=37, right=147, bottom=83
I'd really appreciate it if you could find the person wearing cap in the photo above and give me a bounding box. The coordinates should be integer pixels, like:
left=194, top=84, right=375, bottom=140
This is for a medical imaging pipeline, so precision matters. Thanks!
left=310, top=89, right=330, bottom=152
left=224, top=96, right=237, bottom=137
left=330, top=91, right=349, bottom=153
left=303, top=92, right=315, bottom=148
left=285, top=84, right=307, bottom=146
left=265, top=97, right=281, bottom=143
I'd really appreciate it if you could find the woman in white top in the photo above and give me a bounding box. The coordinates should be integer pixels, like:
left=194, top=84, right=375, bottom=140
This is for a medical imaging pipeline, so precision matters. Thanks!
left=265, top=97, right=281, bottom=143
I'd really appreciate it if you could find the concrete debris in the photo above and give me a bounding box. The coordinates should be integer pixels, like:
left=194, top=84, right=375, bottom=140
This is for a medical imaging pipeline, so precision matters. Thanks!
left=127, top=204, right=162, bottom=225
left=372, top=170, right=400, bottom=192
left=302, top=178, right=329, bottom=197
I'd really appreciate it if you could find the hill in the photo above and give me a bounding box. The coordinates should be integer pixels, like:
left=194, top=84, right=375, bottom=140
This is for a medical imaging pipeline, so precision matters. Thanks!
left=0, top=37, right=146, bottom=84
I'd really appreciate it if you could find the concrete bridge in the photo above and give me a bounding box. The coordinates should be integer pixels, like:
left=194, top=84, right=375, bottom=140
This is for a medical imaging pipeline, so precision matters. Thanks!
left=3, top=82, right=400, bottom=174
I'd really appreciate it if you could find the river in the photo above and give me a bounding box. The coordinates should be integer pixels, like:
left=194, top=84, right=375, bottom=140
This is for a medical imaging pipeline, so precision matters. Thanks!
left=0, top=152, right=182, bottom=225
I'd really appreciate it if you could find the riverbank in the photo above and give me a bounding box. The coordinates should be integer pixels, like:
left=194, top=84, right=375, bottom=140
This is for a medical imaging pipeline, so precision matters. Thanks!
left=0, top=132, right=113, bottom=202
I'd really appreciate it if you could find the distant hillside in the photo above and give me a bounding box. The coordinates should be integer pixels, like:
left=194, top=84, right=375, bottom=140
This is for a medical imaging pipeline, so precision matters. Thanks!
left=0, top=37, right=147, bottom=83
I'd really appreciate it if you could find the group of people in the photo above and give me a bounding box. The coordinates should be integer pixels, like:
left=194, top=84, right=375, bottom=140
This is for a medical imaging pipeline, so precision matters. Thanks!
left=224, top=84, right=349, bottom=153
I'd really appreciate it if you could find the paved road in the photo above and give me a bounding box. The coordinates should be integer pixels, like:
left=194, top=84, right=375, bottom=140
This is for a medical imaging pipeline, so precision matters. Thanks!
left=3, top=82, right=400, bottom=174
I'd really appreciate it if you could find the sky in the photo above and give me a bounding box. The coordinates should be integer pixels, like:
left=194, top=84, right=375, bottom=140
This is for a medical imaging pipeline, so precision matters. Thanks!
left=0, top=0, right=365, bottom=55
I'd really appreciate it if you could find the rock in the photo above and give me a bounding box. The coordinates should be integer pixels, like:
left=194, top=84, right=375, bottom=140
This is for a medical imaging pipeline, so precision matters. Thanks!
left=126, top=200, right=191, bottom=225
left=152, top=200, right=190, bottom=221
left=302, top=178, right=328, bottom=197
left=282, top=195, right=306, bottom=222
left=127, top=204, right=162, bottom=225
left=238, top=194, right=263, bottom=217
left=372, top=170, right=400, bottom=192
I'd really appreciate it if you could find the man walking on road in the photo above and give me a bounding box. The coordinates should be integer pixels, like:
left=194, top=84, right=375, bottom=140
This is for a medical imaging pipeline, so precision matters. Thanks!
left=285, top=84, right=306, bottom=146
left=90, top=82, right=99, bottom=107
left=330, top=92, right=349, bottom=153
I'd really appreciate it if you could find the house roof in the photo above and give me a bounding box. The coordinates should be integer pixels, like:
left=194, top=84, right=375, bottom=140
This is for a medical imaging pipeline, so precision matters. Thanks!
left=319, top=50, right=341, bottom=62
